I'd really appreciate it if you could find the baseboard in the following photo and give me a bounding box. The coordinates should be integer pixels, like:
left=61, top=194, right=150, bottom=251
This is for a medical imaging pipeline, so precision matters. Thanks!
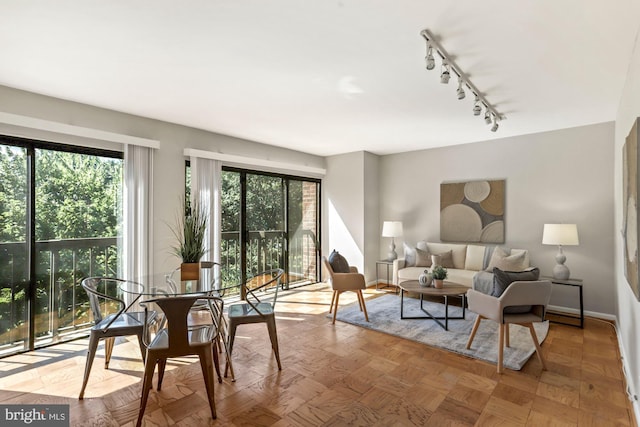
left=611, top=316, right=640, bottom=425
left=547, top=304, right=616, bottom=321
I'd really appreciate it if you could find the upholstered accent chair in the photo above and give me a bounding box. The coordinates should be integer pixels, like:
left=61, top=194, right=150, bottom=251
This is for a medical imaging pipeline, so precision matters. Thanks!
left=322, top=256, right=369, bottom=325
left=466, top=280, right=552, bottom=373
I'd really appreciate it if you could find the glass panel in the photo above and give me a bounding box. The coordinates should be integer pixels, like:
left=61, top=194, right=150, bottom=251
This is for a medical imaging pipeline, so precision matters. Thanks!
left=34, top=149, right=122, bottom=346
left=288, top=180, right=318, bottom=285
left=0, top=145, right=28, bottom=354
left=221, top=171, right=241, bottom=287
left=246, top=174, right=284, bottom=277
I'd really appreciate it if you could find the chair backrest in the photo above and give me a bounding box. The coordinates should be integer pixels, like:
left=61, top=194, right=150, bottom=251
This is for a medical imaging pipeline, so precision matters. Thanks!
left=321, top=257, right=334, bottom=281
left=81, top=277, right=127, bottom=325
left=141, top=295, right=223, bottom=351
left=244, top=269, right=284, bottom=309
left=500, top=280, right=552, bottom=318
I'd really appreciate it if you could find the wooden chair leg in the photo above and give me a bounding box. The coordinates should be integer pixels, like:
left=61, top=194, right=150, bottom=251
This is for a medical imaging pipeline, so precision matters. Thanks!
left=198, top=347, right=217, bottom=419
left=497, top=323, right=505, bottom=374
left=157, top=359, right=167, bottom=391
left=212, top=341, right=222, bottom=383
left=527, top=323, right=546, bottom=370
left=332, top=291, right=341, bottom=324
left=466, top=315, right=482, bottom=349
left=79, top=332, right=100, bottom=399
left=224, top=320, right=238, bottom=378
left=104, top=337, right=115, bottom=368
left=329, top=290, right=337, bottom=314
left=358, top=290, right=369, bottom=322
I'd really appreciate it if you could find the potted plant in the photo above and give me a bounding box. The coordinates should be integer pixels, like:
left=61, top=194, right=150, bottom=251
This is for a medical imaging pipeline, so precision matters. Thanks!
left=432, top=265, right=448, bottom=289
left=170, top=200, right=208, bottom=280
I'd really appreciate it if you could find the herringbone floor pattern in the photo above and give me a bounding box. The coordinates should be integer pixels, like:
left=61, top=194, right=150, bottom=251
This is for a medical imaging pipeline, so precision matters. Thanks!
left=0, top=283, right=635, bottom=426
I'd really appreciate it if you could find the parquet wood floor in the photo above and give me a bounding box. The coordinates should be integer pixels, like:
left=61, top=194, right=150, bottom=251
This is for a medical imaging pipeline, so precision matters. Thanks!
left=0, top=283, right=635, bottom=426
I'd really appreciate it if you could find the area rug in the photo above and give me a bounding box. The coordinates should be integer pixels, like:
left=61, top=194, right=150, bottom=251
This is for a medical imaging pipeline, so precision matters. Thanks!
left=333, top=293, right=549, bottom=370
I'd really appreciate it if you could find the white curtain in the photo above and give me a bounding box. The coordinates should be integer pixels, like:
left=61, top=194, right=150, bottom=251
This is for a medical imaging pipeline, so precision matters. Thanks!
left=122, top=144, right=153, bottom=283
left=190, top=157, right=222, bottom=290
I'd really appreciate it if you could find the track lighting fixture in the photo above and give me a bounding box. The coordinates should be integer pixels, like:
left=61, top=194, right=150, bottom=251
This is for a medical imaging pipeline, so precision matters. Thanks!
left=484, top=109, right=492, bottom=125
left=420, top=28, right=504, bottom=131
left=440, top=60, right=450, bottom=84
left=473, top=97, right=482, bottom=116
left=425, top=44, right=435, bottom=70
left=457, top=79, right=465, bottom=100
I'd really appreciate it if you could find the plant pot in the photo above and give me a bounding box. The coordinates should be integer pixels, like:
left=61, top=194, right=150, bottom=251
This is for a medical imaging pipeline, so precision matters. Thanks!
left=181, top=262, right=200, bottom=281
left=434, top=279, right=444, bottom=289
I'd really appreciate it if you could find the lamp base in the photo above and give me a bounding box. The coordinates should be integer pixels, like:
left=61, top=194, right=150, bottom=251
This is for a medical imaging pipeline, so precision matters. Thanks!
left=552, top=264, right=570, bottom=280
left=387, top=239, right=397, bottom=261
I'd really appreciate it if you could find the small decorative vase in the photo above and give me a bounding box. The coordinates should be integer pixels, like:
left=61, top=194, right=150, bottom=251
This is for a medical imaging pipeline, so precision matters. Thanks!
left=181, top=262, right=200, bottom=281
left=434, top=279, right=444, bottom=289
left=418, top=270, right=433, bottom=287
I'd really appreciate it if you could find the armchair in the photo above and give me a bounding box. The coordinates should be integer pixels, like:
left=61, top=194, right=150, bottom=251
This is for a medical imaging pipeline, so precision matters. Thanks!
left=466, top=280, right=552, bottom=373
left=322, top=257, right=369, bottom=325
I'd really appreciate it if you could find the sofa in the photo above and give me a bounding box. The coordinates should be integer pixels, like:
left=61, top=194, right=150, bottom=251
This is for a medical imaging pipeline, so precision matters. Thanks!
left=392, top=241, right=531, bottom=292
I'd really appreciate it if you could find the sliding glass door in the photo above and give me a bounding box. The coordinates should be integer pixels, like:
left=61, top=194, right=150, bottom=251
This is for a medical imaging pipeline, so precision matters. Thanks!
left=219, top=168, right=320, bottom=288
left=0, top=136, right=122, bottom=356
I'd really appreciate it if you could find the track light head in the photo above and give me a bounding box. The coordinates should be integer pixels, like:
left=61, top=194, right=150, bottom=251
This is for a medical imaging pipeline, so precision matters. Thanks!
left=473, top=96, right=482, bottom=115
left=425, top=45, right=435, bottom=70
left=491, top=118, right=499, bottom=132
left=484, top=110, right=492, bottom=125
left=457, top=80, right=466, bottom=100
left=440, top=61, right=450, bottom=84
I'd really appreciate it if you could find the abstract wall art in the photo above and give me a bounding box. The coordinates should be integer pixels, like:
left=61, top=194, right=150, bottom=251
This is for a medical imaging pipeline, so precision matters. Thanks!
left=440, top=179, right=505, bottom=243
left=623, top=117, right=640, bottom=300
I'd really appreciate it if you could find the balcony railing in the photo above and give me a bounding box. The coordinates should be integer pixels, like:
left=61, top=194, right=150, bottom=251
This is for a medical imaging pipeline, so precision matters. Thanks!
left=0, top=229, right=318, bottom=355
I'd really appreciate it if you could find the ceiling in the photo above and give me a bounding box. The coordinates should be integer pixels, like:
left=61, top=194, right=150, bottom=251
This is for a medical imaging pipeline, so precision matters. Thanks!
left=0, top=1, right=639, bottom=157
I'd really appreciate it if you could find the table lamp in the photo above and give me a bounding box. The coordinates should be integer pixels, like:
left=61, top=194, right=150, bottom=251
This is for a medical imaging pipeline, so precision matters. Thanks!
left=382, top=221, right=403, bottom=261
left=542, top=223, right=579, bottom=280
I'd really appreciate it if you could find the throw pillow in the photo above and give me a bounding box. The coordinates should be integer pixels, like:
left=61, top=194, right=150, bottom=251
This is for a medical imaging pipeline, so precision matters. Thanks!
left=491, top=267, right=540, bottom=314
left=433, top=250, right=454, bottom=268
left=415, top=248, right=432, bottom=267
left=403, top=242, right=416, bottom=267
left=485, top=247, right=527, bottom=272
left=328, top=250, right=350, bottom=273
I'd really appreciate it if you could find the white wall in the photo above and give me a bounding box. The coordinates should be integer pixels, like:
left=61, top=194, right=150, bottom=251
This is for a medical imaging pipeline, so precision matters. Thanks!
left=0, top=85, right=325, bottom=273
left=380, top=122, right=615, bottom=316
left=615, top=23, right=640, bottom=412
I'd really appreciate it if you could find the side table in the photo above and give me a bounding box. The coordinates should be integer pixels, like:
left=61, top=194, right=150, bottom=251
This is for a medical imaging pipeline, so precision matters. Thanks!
left=375, top=260, right=396, bottom=293
left=542, top=276, right=584, bottom=328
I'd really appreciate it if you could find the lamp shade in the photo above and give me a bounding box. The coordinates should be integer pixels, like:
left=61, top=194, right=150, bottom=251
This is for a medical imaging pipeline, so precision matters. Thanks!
left=382, top=221, right=403, bottom=237
left=542, top=224, right=579, bottom=246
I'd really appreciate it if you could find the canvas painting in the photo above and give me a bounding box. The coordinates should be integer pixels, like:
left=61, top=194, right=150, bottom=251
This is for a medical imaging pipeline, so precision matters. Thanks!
left=440, top=179, right=505, bottom=243
left=623, top=118, right=640, bottom=300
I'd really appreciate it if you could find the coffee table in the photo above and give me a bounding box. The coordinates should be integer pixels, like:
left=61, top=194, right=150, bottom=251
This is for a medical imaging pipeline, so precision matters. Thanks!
left=399, top=280, right=468, bottom=330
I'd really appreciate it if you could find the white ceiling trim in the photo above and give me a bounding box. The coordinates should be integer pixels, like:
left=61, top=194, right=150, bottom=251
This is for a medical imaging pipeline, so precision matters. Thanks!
left=184, top=148, right=327, bottom=177
left=0, top=112, right=161, bottom=149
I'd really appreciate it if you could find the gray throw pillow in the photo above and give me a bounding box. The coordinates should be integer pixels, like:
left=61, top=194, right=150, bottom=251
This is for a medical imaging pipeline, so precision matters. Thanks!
left=491, top=267, right=540, bottom=314
left=328, top=250, right=350, bottom=273
left=415, top=248, right=432, bottom=267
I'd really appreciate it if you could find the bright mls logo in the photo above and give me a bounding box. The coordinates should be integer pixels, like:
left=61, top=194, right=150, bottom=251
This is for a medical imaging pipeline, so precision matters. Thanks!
left=0, top=405, right=69, bottom=426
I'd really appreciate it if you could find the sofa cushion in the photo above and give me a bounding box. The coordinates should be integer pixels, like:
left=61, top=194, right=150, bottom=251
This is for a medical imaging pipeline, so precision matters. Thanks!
left=465, top=245, right=486, bottom=271
left=415, top=248, right=432, bottom=267
left=431, top=250, right=454, bottom=268
left=328, top=250, right=350, bottom=273
left=403, top=242, right=416, bottom=267
left=485, top=247, right=527, bottom=272
left=398, top=268, right=475, bottom=288
left=426, top=243, right=467, bottom=269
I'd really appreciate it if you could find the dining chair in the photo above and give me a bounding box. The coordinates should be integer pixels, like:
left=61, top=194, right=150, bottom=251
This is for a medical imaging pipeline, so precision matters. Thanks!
left=466, top=280, right=552, bottom=373
left=79, top=277, right=157, bottom=400
left=226, top=269, right=285, bottom=374
left=322, top=256, right=369, bottom=325
left=136, top=295, right=224, bottom=426
left=166, top=261, right=237, bottom=382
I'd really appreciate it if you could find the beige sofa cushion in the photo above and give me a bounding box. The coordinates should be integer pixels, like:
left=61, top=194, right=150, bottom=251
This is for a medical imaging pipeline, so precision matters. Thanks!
left=426, top=242, right=467, bottom=269
left=397, top=267, right=476, bottom=288
left=486, top=247, right=529, bottom=271
left=464, top=245, right=486, bottom=271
